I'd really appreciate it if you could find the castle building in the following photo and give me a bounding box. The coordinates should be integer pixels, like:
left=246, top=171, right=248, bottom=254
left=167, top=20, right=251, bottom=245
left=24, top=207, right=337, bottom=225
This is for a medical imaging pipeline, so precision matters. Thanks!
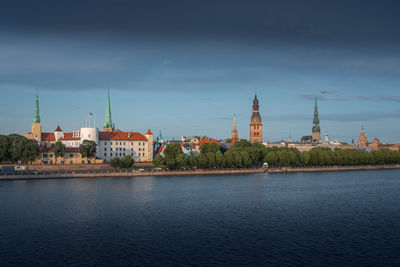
left=24, top=89, right=154, bottom=164
left=249, top=94, right=262, bottom=143
left=312, top=96, right=321, bottom=143
left=356, top=126, right=400, bottom=151
left=231, top=115, right=239, bottom=143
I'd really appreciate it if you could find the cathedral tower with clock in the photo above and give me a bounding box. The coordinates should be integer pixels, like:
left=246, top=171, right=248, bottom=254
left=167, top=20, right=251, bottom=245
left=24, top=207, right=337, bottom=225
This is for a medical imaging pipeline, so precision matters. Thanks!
left=249, top=94, right=263, bottom=143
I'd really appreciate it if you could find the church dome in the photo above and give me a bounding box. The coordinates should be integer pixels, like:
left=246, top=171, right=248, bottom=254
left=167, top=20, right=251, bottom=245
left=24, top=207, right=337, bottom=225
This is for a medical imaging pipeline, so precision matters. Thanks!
left=251, top=112, right=262, bottom=123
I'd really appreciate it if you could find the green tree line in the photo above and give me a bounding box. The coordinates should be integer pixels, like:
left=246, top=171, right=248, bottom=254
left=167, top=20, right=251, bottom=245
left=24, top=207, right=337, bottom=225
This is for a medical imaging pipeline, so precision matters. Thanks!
left=153, top=140, right=400, bottom=169
left=0, top=134, right=39, bottom=163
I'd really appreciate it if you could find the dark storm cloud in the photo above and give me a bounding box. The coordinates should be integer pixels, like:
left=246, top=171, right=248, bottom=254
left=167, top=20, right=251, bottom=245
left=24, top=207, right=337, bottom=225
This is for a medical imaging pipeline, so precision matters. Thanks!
left=1, top=0, right=400, bottom=47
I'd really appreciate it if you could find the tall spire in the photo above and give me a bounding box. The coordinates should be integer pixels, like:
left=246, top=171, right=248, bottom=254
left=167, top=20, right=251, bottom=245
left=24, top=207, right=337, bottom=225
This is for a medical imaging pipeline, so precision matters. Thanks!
left=231, top=114, right=239, bottom=143
left=33, top=88, right=40, bottom=123
left=252, top=94, right=259, bottom=112
left=104, top=88, right=113, bottom=129
left=312, top=95, right=321, bottom=142
left=313, top=95, right=320, bottom=125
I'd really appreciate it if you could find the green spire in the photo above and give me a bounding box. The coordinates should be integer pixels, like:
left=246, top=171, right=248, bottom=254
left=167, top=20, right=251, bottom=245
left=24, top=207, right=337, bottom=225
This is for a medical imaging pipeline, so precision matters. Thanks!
left=104, top=89, right=112, bottom=128
left=33, top=88, right=40, bottom=123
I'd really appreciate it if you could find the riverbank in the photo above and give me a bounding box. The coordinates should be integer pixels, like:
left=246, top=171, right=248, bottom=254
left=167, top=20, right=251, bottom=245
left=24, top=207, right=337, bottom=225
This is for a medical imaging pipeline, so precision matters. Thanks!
left=268, top=164, right=400, bottom=173
left=1, top=164, right=400, bottom=180
left=0, top=168, right=266, bottom=180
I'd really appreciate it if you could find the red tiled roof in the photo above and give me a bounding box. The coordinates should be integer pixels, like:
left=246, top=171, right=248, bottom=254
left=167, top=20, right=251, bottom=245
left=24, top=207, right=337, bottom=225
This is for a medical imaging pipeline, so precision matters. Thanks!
left=197, top=138, right=222, bottom=146
left=146, top=129, right=153, bottom=135
left=59, top=132, right=81, bottom=141
left=156, top=145, right=164, bottom=155
left=41, top=133, right=55, bottom=141
left=99, top=131, right=148, bottom=141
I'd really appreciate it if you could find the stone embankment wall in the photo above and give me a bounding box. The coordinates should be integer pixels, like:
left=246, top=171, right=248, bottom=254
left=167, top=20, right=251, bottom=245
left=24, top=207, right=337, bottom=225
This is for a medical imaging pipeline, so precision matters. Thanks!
left=268, top=164, right=400, bottom=173
left=0, top=162, right=154, bottom=172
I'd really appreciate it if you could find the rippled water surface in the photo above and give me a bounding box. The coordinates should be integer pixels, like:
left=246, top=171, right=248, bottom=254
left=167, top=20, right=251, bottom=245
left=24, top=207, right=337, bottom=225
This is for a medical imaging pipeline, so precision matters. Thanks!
left=1, top=170, right=400, bottom=266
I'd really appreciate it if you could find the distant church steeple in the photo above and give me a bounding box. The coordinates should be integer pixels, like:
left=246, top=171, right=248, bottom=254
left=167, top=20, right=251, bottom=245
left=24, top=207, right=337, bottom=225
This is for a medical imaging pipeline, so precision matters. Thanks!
left=31, top=88, right=42, bottom=141
left=312, top=95, right=321, bottom=143
left=231, top=115, right=239, bottom=143
left=103, top=89, right=113, bottom=132
left=33, top=88, right=40, bottom=123
left=249, top=94, right=263, bottom=143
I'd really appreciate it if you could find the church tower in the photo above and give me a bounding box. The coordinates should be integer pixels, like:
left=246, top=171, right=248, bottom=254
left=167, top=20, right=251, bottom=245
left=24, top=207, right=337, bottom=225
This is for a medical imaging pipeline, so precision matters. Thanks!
left=357, top=126, right=368, bottom=147
left=231, top=115, right=239, bottom=144
left=249, top=94, right=262, bottom=143
left=32, top=88, right=42, bottom=141
left=103, top=89, right=113, bottom=132
left=312, top=96, right=321, bottom=143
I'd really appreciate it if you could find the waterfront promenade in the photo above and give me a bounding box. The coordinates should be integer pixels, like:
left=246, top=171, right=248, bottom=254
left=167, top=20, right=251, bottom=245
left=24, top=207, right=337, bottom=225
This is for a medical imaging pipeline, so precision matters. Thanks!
left=1, top=164, right=400, bottom=180
left=0, top=168, right=266, bottom=180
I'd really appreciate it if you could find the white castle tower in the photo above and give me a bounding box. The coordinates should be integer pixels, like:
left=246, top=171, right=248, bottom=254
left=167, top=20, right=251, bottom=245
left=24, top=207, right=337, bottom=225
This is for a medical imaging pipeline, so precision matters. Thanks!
left=81, top=112, right=98, bottom=144
left=80, top=127, right=98, bottom=143
left=145, top=129, right=154, bottom=161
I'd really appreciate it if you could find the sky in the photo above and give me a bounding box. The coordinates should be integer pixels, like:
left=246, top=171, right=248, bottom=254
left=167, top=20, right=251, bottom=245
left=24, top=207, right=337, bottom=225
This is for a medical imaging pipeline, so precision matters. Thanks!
left=1, top=0, right=400, bottom=143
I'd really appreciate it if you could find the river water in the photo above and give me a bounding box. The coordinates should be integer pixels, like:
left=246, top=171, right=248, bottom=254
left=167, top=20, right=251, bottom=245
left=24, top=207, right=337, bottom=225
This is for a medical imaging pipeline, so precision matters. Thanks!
left=1, top=170, right=400, bottom=266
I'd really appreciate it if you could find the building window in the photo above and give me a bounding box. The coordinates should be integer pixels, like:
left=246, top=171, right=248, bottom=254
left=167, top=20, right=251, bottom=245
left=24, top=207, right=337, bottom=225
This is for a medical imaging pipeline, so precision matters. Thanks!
left=104, top=153, right=106, bottom=156
left=110, top=153, right=112, bottom=157
left=105, top=148, right=107, bottom=151
left=70, top=160, right=73, bottom=164
left=123, top=153, right=125, bottom=156
left=123, top=142, right=125, bottom=145
left=50, top=154, right=53, bottom=158
left=70, top=154, right=73, bottom=158
left=111, top=148, right=113, bottom=151
left=104, top=142, right=107, bottom=145
left=110, top=142, right=112, bottom=145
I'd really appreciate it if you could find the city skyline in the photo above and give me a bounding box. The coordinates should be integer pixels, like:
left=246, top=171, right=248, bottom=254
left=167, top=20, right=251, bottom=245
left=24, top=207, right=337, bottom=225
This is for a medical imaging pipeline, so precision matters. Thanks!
left=8, top=89, right=398, bottom=144
left=1, top=0, right=400, bottom=142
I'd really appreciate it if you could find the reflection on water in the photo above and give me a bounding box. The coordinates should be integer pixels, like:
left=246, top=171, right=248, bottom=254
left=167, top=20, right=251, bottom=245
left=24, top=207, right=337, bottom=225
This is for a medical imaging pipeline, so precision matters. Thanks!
left=1, top=170, right=400, bottom=265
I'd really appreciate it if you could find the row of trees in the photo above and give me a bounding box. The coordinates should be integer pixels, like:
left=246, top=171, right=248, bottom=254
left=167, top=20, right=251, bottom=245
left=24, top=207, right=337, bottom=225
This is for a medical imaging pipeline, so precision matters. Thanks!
left=153, top=140, right=400, bottom=169
left=153, top=140, right=274, bottom=169
left=110, top=155, right=134, bottom=168
left=0, top=134, right=39, bottom=163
